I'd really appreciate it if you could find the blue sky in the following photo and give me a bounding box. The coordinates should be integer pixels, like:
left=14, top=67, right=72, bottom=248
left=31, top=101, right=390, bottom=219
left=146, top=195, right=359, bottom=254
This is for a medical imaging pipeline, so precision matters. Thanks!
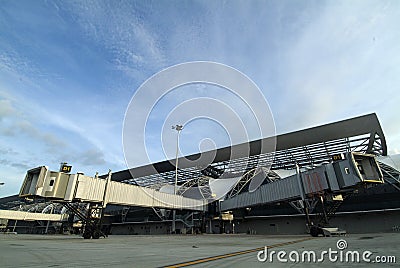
left=1, top=0, right=399, bottom=197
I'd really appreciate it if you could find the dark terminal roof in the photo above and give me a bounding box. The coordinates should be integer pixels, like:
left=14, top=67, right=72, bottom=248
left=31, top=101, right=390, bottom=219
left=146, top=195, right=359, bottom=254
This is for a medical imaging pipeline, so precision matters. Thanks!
left=106, top=113, right=386, bottom=187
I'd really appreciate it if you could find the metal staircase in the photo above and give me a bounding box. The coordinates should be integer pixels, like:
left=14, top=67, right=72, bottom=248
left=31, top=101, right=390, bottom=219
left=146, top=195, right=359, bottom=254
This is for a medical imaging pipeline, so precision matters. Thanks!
left=317, top=198, right=346, bottom=226
left=63, top=203, right=106, bottom=239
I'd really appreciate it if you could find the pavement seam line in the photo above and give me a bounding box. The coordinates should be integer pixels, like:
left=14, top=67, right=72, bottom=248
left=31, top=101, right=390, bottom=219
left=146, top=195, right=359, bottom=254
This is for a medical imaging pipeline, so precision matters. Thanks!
left=161, top=237, right=314, bottom=268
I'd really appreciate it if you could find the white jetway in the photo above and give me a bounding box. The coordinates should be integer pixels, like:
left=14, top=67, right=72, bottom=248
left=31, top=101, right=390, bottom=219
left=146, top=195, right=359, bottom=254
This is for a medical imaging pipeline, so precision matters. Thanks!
left=18, top=167, right=207, bottom=239
left=19, top=167, right=206, bottom=211
left=221, top=152, right=384, bottom=211
left=0, top=210, right=67, bottom=222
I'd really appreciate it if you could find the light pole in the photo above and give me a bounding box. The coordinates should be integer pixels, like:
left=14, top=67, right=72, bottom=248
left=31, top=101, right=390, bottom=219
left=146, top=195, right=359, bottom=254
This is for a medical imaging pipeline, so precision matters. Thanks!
left=171, top=124, right=183, bottom=234
left=0, top=183, right=4, bottom=199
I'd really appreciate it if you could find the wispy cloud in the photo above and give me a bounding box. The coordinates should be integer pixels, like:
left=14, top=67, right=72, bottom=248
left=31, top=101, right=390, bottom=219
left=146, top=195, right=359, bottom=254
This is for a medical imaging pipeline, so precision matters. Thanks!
left=0, top=158, right=31, bottom=171
left=62, top=0, right=166, bottom=73
left=79, top=148, right=107, bottom=166
left=0, top=99, right=15, bottom=121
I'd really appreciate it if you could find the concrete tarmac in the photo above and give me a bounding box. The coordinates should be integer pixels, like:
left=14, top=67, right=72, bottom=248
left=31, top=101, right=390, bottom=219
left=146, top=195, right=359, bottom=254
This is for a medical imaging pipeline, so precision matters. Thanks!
left=0, top=233, right=398, bottom=267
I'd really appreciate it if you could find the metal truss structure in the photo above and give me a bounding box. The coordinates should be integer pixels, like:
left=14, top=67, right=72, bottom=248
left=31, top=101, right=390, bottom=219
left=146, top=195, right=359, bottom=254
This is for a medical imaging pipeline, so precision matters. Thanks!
left=110, top=114, right=387, bottom=192
left=177, top=176, right=214, bottom=201
left=226, top=167, right=280, bottom=199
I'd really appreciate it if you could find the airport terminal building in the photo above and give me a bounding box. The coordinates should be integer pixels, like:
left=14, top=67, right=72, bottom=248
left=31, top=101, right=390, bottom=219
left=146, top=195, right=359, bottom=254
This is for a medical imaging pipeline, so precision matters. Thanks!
left=1, top=113, right=400, bottom=237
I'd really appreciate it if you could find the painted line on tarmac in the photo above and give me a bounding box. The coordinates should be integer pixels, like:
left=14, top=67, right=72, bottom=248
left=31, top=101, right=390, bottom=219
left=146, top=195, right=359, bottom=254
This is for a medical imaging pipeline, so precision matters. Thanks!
left=161, top=237, right=314, bottom=268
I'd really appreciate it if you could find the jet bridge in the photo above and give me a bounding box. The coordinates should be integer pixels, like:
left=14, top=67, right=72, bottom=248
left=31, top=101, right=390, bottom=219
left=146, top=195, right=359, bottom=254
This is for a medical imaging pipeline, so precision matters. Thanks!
left=0, top=210, right=67, bottom=222
left=19, top=167, right=206, bottom=238
left=220, top=152, right=384, bottom=211
left=19, top=167, right=206, bottom=210
left=220, top=152, right=384, bottom=236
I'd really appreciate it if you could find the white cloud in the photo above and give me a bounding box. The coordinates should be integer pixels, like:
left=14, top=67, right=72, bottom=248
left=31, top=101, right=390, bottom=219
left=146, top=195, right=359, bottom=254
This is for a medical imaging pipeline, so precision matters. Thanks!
left=80, top=148, right=107, bottom=166
left=63, top=0, right=166, bottom=71
left=0, top=96, right=66, bottom=148
left=0, top=99, right=15, bottom=121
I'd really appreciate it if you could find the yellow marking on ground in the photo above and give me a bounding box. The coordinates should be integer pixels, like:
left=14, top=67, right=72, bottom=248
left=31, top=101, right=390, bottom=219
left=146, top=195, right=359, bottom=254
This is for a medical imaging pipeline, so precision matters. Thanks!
left=162, top=237, right=314, bottom=268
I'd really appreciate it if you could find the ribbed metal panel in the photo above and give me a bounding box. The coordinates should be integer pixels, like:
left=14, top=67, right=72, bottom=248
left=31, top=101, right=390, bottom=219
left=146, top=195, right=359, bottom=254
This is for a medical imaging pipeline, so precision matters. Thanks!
left=74, top=176, right=106, bottom=202
left=0, top=210, right=67, bottom=221
left=221, top=197, right=237, bottom=210
left=236, top=193, right=247, bottom=207
left=105, top=181, right=205, bottom=211
left=155, top=191, right=175, bottom=208
left=248, top=190, right=262, bottom=206
left=260, top=176, right=300, bottom=203
left=107, top=182, right=151, bottom=207
left=221, top=175, right=302, bottom=211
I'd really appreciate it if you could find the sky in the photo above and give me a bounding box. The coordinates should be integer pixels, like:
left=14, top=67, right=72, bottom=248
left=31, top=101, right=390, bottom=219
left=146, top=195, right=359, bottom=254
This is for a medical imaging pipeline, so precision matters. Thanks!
left=0, top=0, right=399, bottom=197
